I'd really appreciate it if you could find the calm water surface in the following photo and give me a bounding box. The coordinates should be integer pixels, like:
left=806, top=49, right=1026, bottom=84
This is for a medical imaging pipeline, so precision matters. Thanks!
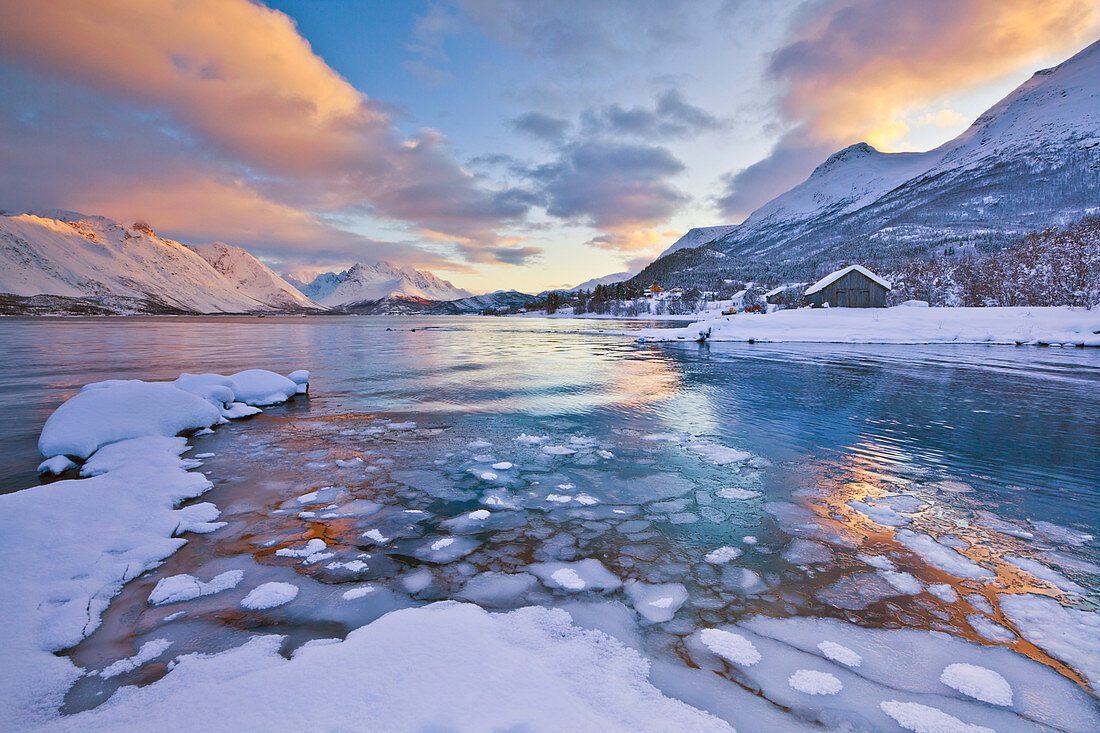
left=1, top=315, right=1098, bottom=727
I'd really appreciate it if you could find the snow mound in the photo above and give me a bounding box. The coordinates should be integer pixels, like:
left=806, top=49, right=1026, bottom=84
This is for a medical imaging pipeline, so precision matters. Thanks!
left=148, top=570, right=244, bottom=605
left=241, top=582, right=299, bottom=610
left=816, top=641, right=861, bottom=667
left=787, top=669, right=842, bottom=695
left=40, top=369, right=309, bottom=462
left=53, top=603, right=731, bottom=731
left=940, top=663, right=1013, bottom=706
left=879, top=701, right=993, bottom=733
left=38, top=381, right=220, bottom=461
left=699, top=628, right=762, bottom=666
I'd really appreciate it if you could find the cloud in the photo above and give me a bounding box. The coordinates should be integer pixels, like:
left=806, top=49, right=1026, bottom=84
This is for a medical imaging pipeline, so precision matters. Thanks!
left=581, top=89, right=727, bottom=139
left=718, top=0, right=1100, bottom=219
left=452, top=0, right=706, bottom=69
left=512, top=112, right=571, bottom=141
left=0, top=0, right=529, bottom=265
left=405, top=4, right=460, bottom=85
left=587, top=228, right=681, bottom=253
left=528, top=141, right=688, bottom=231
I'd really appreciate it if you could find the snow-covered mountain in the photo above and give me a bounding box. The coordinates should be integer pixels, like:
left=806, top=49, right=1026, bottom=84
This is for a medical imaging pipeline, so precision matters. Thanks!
left=639, top=38, right=1100, bottom=283
left=187, top=242, right=318, bottom=311
left=656, top=226, right=738, bottom=260
left=292, top=262, right=471, bottom=307
left=565, top=271, right=631, bottom=292
left=0, top=211, right=320, bottom=313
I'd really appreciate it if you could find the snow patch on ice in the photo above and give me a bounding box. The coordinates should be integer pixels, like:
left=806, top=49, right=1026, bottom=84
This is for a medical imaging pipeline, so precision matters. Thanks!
left=939, top=663, right=1013, bottom=706
left=148, top=570, right=244, bottom=605
left=787, top=669, right=842, bottom=695
left=241, top=582, right=299, bottom=610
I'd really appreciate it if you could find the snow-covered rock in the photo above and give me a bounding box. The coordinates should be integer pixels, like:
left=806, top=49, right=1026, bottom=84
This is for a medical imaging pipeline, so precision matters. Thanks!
left=38, top=381, right=222, bottom=461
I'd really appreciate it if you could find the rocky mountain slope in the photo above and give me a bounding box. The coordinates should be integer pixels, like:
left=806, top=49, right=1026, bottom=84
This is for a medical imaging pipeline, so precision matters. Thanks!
left=636, top=38, right=1100, bottom=286
left=0, top=212, right=320, bottom=313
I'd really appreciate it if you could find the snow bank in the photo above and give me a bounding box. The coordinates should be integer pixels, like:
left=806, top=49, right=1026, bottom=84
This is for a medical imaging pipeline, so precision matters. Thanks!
left=40, top=369, right=310, bottom=462
left=633, top=306, right=1100, bottom=346
left=1, top=368, right=308, bottom=729
left=52, top=603, right=731, bottom=732
left=38, top=382, right=220, bottom=460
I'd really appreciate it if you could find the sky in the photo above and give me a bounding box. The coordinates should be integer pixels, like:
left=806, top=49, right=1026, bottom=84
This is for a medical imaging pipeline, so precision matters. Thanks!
left=0, top=1, right=1097, bottom=293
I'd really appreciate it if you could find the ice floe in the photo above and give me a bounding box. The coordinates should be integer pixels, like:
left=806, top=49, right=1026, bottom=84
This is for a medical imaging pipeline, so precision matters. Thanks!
left=998, top=593, right=1100, bottom=691
left=97, top=639, right=173, bottom=679
left=894, top=530, right=993, bottom=580
left=625, top=581, right=688, bottom=623
left=530, top=560, right=621, bottom=592
left=705, top=546, right=743, bottom=564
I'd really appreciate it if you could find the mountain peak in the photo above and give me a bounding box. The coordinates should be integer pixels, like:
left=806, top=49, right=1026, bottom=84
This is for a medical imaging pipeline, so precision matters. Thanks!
left=294, top=261, right=470, bottom=307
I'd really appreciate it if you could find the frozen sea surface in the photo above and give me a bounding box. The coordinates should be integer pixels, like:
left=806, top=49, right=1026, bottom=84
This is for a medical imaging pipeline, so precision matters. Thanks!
left=1, top=315, right=1098, bottom=731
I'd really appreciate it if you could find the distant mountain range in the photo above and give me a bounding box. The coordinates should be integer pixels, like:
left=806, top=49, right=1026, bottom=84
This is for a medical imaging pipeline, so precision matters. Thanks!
left=0, top=209, right=541, bottom=316
left=286, top=262, right=471, bottom=309
left=0, top=211, right=319, bottom=314
left=634, top=38, right=1100, bottom=287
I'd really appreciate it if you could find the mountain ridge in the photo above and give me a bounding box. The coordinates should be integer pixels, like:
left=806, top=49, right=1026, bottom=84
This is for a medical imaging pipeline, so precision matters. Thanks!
left=635, top=38, right=1100, bottom=287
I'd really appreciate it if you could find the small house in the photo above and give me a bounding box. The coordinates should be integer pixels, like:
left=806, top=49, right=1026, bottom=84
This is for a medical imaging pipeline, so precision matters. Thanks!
left=805, top=265, right=891, bottom=308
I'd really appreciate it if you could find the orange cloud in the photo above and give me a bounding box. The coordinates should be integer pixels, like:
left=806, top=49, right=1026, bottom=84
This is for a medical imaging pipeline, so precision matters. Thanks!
left=773, top=0, right=1100, bottom=150
left=720, top=0, right=1100, bottom=218
left=588, top=227, right=681, bottom=253
left=0, top=0, right=531, bottom=258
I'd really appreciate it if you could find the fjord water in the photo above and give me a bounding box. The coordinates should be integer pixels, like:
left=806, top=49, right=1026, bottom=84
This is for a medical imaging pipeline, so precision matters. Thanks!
left=1, top=315, right=1098, bottom=726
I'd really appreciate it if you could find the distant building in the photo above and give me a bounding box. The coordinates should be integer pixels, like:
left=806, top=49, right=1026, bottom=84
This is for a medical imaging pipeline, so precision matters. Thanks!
left=648, top=284, right=664, bottom=294
left=805, top=265, right=891, bottom=308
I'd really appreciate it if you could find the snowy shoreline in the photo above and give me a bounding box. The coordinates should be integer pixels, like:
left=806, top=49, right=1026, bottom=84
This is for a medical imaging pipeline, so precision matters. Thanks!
left=0, top=369, right=309, bottom=729
left=628, top=305, right=1100, bottom=347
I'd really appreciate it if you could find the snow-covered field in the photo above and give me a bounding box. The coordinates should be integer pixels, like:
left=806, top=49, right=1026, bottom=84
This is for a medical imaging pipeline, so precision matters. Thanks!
left=633, top=305, right=1100, bottom=346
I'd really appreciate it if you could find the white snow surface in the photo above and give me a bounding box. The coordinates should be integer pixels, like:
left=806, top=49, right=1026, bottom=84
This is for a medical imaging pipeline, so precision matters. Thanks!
left=634, top=306, right=1100, bottom=347
left=787, top=669, right=842, bottom=695
left=38, top=381, right=221, bottom=461
left=51, top=603, right=731, bottom=732
left=879, top=701, right=994, bottom=733
left=0, top=368, right=306, bottom=729
left=657, top=225, right=739, bottom=259
left=939, top=664, right=1013, bottom=706
left=148, top=570, right=244, bottom=605
left=998, top=593, right=1100, bottom=691
left=0, top=212, right=318, bottom=312
left=240, top=582, right=299, bottom=610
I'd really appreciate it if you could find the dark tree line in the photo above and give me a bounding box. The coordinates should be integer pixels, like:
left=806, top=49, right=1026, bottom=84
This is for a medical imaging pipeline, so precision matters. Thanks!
left=888, top=218, right=1100, bottom=308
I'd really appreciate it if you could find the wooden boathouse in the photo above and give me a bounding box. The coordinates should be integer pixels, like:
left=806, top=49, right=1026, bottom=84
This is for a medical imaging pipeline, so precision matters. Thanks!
left=804, top=265, right=891, bottom=308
